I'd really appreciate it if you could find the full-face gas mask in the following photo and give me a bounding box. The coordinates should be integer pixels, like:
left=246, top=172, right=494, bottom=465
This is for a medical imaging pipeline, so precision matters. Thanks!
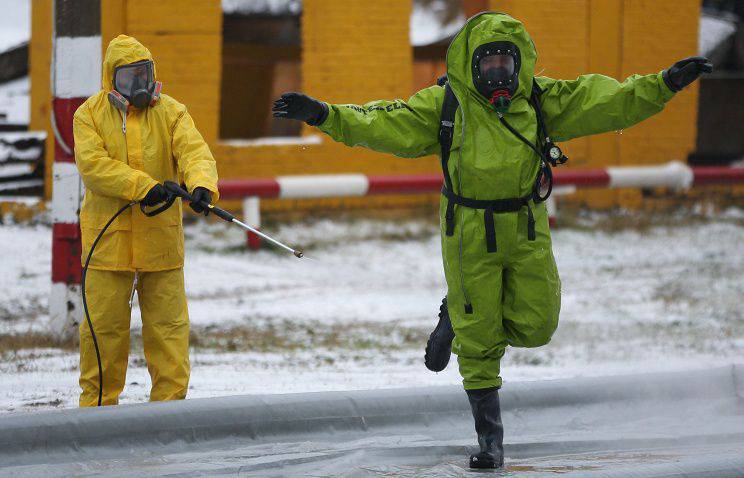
left=472, top=42, right=520, bottom=112
left=108, top=60, right=162, bottom=111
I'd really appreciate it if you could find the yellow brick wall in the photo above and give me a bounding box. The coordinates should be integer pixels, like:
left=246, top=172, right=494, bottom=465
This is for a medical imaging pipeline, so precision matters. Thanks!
left=587, top=0, right=623, bottom=208
left=302, top=0, right=413, bottom=104
left=213, top=0, right=441, bottom=212
left=492, top=0, right=700, bottom=209
left=617, top=0, right=700, bottom=208
left=101, top=0, right=125, bottom=41
left=125, top=1, right=222, bottom=143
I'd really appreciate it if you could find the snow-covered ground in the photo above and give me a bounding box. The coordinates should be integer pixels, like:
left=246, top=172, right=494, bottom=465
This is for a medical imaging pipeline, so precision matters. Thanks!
left=0, top=211, right=743, bottom=414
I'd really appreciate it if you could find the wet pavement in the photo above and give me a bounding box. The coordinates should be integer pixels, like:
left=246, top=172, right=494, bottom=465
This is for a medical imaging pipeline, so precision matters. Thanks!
left=2, top=367, right=743, bottom=477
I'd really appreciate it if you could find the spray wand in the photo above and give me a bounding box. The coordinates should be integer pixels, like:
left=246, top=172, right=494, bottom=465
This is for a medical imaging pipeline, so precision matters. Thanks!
left=162, top=182, right=303, bottom=258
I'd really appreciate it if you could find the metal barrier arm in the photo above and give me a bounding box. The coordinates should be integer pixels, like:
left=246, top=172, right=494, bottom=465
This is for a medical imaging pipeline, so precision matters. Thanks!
left=214, top=162, right=744, bottom=250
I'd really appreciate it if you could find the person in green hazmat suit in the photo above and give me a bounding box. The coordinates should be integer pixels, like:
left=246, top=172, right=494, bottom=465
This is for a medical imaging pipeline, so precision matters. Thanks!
left=272, top=12, right=711, bottom=469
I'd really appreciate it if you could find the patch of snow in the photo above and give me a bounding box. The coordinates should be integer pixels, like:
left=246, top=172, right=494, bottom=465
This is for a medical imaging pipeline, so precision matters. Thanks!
left=410, top=0, right=465, bottom=47
left=0, top=146, right=41, bottom=164
left=0, top=164, right=33, bottom=177
left=699, top=13, right=737, bottom=56
left=0, top=130, right=46, bottom=143
left=0, top=76, right=29, bottom=125
left=722, top=206, right=744, bottom=219
left=0, top=0, right=29, bottom=53
left=222, top=0, right=301, bottom=15
left=0, top=195, right=41, bottom=204
left=0, top=179, right=42, bottom=192
left=0, top=224, right=50, bottom=328
left=0, top=213, right=742, bottom=413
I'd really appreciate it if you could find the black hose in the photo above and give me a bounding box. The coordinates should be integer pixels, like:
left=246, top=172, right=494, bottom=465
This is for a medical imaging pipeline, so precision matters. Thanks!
left=81, top=201, right=135, bottom=407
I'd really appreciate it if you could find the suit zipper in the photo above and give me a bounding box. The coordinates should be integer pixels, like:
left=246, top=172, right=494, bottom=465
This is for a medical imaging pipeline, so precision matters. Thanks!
left=119, top=109, right=127, bottom=135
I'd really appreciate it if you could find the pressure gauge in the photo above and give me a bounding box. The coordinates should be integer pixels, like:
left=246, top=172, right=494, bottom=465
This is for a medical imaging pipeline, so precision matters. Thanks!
left=549, top=145, right=562, bottom=161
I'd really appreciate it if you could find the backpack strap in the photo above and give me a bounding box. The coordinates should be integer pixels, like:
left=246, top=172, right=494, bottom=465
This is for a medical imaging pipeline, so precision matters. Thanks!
left=530, top=78, right=547, bottom=140
left=439, top=81, right=459, bottom=237
left=530, top=78, right=568, bottom=167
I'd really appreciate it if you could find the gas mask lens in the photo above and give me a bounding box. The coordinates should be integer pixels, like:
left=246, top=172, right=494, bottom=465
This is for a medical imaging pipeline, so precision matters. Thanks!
left=114, top=61, right=154, bottom=99
left=479, top=55, right=515, bottom=85
left=472, top=42, right=520, bottom=112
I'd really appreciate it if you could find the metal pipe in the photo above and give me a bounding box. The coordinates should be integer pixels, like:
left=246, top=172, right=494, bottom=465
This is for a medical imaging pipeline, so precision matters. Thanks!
left=230, top=217, right=303, bottom=258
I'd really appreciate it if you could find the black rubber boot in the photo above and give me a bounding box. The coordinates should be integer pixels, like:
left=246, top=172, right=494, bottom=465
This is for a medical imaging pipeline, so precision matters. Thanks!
left=466, top=387, right=504, bottom=469
left=424, top=297, right=455, bottom=372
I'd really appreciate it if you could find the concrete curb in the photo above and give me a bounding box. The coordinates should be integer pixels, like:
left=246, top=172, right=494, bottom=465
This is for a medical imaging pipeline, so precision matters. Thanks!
left=1, top=365, right=742, bottom=464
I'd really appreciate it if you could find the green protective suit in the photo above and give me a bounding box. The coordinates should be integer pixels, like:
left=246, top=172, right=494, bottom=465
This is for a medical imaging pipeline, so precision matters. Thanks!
left=316, top=13, right=676, bottom=389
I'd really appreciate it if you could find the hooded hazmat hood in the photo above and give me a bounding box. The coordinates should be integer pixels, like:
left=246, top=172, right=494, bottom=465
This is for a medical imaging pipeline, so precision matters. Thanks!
left=446, top=12, right=537, bottom=109
left=101, top=35, right=157, bottom=91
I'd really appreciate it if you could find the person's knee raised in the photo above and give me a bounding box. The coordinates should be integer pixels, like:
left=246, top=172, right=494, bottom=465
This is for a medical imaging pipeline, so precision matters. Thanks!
left=506, top=313, right=558, bottom=348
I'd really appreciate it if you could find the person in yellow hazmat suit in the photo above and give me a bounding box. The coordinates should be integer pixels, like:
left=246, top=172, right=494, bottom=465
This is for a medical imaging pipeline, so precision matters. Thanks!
left=72, top=35, right=219, bottom=406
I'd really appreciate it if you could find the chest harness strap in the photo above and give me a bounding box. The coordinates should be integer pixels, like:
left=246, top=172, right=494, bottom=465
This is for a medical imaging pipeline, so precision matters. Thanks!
left=438, top=79, right=567, bottom=253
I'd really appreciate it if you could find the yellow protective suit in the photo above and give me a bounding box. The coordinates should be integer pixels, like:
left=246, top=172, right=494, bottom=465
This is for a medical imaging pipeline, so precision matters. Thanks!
left=73, top=35, right=219, bottom=406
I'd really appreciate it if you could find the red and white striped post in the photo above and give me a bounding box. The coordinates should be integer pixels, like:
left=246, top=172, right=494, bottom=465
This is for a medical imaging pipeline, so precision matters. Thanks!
left=49, top=0, right=100, bottom=338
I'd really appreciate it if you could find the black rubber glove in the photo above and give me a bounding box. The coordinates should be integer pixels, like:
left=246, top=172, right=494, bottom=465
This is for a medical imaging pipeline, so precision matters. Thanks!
left=189, top=187, right=212, bottom=216
left=662, top=56, right=713, bottom=92
left=141, top=184, right=167, bottom=206
left=272, top=92, right=329, bottom=126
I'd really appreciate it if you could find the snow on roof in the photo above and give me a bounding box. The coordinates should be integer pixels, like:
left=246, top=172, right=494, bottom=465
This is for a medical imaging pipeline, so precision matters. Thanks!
left=222, top=0, right=464, bottom=46
left=222, top=0, right=301, bottom=16
left=410, top=0, right=465, bottom=47
left=0, top=0, right=29, bottom=54
left=699, top=13, right=737, bottom=56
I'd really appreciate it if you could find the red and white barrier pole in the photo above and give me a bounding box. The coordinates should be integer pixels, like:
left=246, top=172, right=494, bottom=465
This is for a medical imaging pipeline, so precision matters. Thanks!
left=242, top=197, right=262, bottom=249
left=49, top=0, right=100, bottom=338
left=217, top=162, right=744, bottom=250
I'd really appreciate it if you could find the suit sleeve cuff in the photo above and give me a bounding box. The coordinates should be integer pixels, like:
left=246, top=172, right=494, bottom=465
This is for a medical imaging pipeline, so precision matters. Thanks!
left=134, top=176, right=159, bottom=202
left=659, top=71, right=678, bottom=101
left=315, top=103, right=334, bottom=132
left=189, top=183, right=220, bottom=203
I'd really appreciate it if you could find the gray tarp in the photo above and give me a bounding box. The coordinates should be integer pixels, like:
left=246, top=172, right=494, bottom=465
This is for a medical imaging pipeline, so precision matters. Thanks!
left=1, top=366, right=743, bottom=477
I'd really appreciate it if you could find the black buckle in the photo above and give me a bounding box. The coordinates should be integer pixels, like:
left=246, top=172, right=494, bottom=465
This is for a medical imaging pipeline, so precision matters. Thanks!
left=445, top=199, right=455, bottom=236
left=526, top=203, right=536, bottom=241
left=439, top=120, right=454, bottom=144
left=484, top=206, right=498, bottom=253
